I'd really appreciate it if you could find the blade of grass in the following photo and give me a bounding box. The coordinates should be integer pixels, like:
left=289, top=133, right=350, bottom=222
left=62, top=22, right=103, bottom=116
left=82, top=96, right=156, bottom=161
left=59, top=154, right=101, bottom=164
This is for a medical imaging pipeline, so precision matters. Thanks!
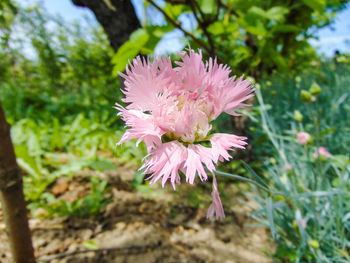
left=213, top=169, right=274, bottom=193
left=266, top=197, right=276, bottom=239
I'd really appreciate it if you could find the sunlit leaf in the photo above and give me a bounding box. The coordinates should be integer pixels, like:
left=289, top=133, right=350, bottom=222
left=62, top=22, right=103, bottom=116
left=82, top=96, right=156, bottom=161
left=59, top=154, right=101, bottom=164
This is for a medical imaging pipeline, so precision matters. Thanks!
left=89, top=160, right=118, bottom=171
left=112, top=29, right=149, bottom=74
left=301, top=0, right=326, bottom=13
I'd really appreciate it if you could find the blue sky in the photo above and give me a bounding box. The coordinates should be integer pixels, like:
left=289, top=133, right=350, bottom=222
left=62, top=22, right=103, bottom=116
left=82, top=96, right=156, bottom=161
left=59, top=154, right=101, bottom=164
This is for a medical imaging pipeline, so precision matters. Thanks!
left=17, top=0, right=350, bottom=56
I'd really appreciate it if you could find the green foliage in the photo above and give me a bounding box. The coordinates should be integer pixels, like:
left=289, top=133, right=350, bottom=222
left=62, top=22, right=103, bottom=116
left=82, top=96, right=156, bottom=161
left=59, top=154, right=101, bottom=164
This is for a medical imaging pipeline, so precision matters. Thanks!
left=249, top=62, right=350, bottom=155
left=112, top=24, right=173, bottom=74
left=7, top=108, right=145, bottom=210
left=1, top=2, right=119, bottom=101
left=113, top=0, right=349, bottom=77
left=245, top=63, right=350, bottom=262
left=31, top=177, right=112, bottom=217
left=0, top=0, right=17, bottom=48
left=0, top=2, right=146, bottom=217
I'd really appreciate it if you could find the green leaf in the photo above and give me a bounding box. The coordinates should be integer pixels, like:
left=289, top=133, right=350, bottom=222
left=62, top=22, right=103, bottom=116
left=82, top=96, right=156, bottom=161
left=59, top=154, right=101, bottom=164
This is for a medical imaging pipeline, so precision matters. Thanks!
left=213, top=169, right=273, bottom=193
left=272, top=53, right=288, bottom=69
left=163, top=3, right=185, bottom=20
left=82, top=240, right=99, bottom=250
left=50, top=158, right=89, bottom=178
left=112, top=29, right=149, bottom=74
left=15, top=145, right=41, bottom=178
left=266, top=197, right=276, bottom=239
left=208, top=21, right=225, bottom=35
left=319, top=127, right=336, bottom=136
left=242, top=161, right=270, bottom=189
left=239, top=12, right=267, bottom=36
left=199, top=0, right=215, bottom=14
left=149, top=25, right=173, bottom=38
left=272, top=24, right=301, bottom=33
left=301, top=0, right=326, bottom=13
left=132, top=170, right=146, bottom=188
left=249, top=6, right=267, bottom=18
left=143, top=25, right=174, bottom=52
left=331, top=155, right=349, bottom=169
left=89, top=160, right=118, bottom=171
left=266, top=6, right=289, bottom=21
left=295, top=210, right=307, bottom=244
left=129, top=28, right=148, bottom=42
left=42, top=192, right=56, bottom=203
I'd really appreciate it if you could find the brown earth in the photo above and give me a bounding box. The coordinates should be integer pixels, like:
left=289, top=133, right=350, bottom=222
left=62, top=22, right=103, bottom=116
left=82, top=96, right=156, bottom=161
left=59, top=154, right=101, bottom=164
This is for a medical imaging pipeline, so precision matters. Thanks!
left=0, top=166, right=273, bottom=263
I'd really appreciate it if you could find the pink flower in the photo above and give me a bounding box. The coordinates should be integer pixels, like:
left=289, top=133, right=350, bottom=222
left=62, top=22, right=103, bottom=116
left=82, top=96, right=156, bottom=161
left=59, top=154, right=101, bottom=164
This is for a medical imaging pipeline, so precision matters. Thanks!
left=284, top=163, right=293, bottom=170
left=297, top=132, right=311, bottom=145
left=116, top=48, right=254, bottom=220
left=314, top=147, right=330, bottom=159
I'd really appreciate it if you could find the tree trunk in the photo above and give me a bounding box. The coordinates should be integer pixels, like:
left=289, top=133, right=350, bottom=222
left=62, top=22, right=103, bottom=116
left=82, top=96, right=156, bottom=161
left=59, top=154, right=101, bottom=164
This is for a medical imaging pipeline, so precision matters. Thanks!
left=0, top=102, right=35, bottom=263
left=71, top=0, right=141, bottom=51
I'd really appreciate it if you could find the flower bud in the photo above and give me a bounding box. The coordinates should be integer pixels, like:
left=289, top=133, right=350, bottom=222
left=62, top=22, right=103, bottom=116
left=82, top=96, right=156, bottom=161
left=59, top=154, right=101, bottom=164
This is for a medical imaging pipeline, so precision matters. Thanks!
left=293, top=110, right=303, bottom=123
left=314, top=147, right=330, bottom=161
left=301, top=90, right=312, bottom=103
left=308, top=240, right=319, bottom=249
left=247, top=76, right=255, bottom=84
left=273, top=194, right=285, bottom=202
left=310, top=82, right=321, bottom=96
left=297, top=132, right=311, bottom=145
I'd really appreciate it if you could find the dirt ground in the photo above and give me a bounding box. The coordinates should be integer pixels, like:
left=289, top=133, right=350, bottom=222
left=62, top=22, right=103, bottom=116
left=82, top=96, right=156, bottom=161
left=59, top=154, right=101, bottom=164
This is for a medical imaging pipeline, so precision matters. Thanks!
left=0, top=166, right=273, bottom=263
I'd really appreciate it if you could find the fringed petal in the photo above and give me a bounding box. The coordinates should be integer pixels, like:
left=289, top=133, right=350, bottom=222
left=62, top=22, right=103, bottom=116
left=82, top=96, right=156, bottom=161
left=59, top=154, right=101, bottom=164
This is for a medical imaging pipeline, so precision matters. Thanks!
left=210, top=133, right=247, bottom=163
left=207, top=174, right=225, bottom=220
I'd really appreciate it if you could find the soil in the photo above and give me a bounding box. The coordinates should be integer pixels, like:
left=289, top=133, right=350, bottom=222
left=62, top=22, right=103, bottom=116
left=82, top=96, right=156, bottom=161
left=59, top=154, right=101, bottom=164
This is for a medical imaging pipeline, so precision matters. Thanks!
left=0, top=165, right=273, bottom=263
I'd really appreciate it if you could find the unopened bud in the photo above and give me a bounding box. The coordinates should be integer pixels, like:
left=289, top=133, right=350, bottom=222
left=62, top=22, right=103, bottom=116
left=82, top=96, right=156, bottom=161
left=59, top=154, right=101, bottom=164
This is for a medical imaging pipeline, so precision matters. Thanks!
left=308, top=240, right=319, bottom=249
left=293, top=110, right=303, bottom=123
left=310, top=82, right=321, bottom=96
left=301, top=90, right=312, bottom=103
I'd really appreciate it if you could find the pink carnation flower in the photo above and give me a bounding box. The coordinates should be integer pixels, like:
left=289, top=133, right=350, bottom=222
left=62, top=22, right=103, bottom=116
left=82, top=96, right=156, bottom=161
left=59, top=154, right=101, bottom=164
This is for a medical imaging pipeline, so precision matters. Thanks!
left=116, top=49, right=254, bottom=220
left=297, top=132, right=311, bottom=145
left=314, top=147, right=330, bottom=159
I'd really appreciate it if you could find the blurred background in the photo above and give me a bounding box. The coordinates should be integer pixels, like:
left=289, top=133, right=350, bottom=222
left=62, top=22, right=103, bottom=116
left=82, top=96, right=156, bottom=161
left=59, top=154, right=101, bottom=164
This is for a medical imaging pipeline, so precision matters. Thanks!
left=0, top=0, right=349, bottom=262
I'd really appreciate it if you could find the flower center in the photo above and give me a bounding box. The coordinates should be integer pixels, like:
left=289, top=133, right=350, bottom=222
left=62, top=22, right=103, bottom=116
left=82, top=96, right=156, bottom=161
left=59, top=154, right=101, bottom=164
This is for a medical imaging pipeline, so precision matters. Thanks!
left=154, top=92, right=213, bottom=144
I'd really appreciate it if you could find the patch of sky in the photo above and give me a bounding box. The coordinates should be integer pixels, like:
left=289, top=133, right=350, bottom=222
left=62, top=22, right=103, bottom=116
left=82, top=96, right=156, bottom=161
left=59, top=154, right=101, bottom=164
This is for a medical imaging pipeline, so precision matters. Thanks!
left=309, top=4, right=350, bottom=56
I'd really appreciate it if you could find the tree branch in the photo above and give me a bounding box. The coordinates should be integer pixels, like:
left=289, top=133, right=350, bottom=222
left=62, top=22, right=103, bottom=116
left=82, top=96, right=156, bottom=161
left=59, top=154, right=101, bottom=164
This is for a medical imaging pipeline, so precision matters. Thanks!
left=187, top=0, right=216, bottom=56
left=188, top=0, right=206, bottom=21
left=147, top=0, right=212, bottom=55
left=217, top=0, right=239, bottom=17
